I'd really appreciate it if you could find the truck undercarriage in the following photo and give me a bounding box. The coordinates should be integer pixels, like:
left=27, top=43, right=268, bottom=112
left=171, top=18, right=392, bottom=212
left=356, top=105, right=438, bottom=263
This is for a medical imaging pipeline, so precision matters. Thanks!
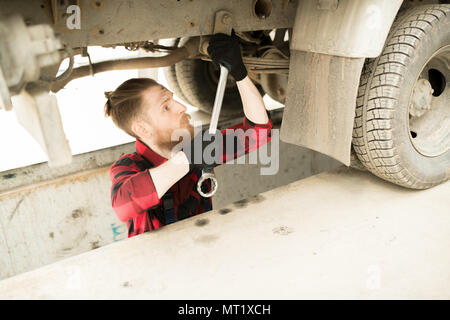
left=0, top=0, right=448, bottom=188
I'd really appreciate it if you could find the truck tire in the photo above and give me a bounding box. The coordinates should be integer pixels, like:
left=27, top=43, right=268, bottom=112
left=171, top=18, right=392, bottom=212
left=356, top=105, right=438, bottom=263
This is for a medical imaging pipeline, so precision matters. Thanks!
left=352, top=5, right=450, bottom=189
left=175, top=56, right=245, bottom=117
left=162, top=38, right=192, bottom=105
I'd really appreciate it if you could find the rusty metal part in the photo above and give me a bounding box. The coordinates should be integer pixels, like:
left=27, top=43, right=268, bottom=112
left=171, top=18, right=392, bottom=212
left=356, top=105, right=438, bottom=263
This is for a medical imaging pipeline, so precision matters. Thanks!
left=197, top=10, right=234, bottom=56
left=104, top=41, right=178, bottom=53
left=121, top=41, right=148, bottom=51
left=234, top=31, right=262, bottom=45
left=41, top=0, right=299, bottom=48
left=245, top=56, right=289, bottom=69
left=259, top=46, right=289, bottom=103
left=213, top=10, right=233, bottom=35
left=49, top=39, right=199, bottom=93
left=200, top=55, right=289, bottom=74
left=199, top=37, right=211, bottom=56
left=39, top=45, right=75, bottom=82
left=198, top=10, right=233, bottom=57
left=198, top=30, right=283, bottom=65
left=86, top=50, right=94, bottom=76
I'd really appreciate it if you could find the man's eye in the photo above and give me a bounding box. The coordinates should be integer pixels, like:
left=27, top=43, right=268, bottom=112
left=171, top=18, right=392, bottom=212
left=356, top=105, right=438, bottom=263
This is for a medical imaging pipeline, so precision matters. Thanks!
left=163, top=105, right=169, bottom=112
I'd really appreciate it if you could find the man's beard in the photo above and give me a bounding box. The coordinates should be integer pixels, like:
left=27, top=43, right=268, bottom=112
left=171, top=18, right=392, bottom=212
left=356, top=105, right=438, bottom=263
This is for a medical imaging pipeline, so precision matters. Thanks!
left=155, top=113, right=195, bottom=151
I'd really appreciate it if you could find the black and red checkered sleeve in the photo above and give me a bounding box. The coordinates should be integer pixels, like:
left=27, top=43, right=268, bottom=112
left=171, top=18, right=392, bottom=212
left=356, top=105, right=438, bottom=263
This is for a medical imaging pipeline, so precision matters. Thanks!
left=220, top=114, right=273, bottom=164
left=109, top=155, right=159, bottom=222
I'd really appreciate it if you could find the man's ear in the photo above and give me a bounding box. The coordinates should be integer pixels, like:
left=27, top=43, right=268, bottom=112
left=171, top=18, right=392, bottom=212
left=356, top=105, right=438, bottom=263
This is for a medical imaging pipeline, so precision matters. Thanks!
left=131, top=119, right=152, bottom=139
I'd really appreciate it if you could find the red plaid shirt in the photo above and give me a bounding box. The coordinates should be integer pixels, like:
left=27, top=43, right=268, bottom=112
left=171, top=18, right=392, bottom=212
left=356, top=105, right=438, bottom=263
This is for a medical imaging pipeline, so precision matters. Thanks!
left=109, top=115, right=273, bottom=237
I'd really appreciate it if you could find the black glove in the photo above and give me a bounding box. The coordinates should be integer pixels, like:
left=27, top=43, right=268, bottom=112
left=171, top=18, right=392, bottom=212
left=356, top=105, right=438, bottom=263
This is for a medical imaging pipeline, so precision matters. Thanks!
left=180, top=128, right=223, bottom=172
left=207, top=32, right=247, bottom=81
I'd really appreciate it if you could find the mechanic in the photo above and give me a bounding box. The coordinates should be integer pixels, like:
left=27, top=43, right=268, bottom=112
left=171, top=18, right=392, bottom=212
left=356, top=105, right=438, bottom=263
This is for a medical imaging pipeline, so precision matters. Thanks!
left=105, top=34, right=273, bottom=237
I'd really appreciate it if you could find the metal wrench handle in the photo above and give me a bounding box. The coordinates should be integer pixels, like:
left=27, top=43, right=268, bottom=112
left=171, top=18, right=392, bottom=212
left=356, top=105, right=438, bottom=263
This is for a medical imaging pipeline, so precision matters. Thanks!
left=208, top=65, right=229, bottom=135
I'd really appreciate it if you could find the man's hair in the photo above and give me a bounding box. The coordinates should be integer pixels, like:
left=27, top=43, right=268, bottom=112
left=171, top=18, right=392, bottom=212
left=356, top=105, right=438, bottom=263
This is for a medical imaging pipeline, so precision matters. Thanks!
left=104, top=77, right=159, bottom=139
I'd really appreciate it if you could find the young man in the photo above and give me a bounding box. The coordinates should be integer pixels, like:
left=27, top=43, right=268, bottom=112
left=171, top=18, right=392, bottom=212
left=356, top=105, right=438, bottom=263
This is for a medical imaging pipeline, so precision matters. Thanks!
left=105, top=34, right=273, bottom=237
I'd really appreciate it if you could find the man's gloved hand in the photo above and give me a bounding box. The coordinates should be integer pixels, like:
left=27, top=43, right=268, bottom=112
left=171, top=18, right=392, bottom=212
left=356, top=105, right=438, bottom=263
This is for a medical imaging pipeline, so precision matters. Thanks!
left=207, top=32, right=247, bottom=82
left=180, top=128, right=223, bottom=172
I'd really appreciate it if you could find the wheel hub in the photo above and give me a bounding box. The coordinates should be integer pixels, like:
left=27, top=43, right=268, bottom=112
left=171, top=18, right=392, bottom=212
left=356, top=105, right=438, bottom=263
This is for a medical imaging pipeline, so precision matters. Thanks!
left=409, top=45, right=450, bottom=157
left=410, top=78, right=433, bottom=118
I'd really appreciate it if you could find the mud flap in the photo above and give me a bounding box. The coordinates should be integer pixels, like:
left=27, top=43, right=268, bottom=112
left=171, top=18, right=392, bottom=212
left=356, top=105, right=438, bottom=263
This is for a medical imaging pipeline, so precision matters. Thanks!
left=280, top=50, right=364, bottom=166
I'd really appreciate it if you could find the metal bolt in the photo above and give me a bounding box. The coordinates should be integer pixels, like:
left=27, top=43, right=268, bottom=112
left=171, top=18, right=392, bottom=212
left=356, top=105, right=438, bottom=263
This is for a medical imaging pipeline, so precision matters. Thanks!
left=222, top=14, right=232, bottom=25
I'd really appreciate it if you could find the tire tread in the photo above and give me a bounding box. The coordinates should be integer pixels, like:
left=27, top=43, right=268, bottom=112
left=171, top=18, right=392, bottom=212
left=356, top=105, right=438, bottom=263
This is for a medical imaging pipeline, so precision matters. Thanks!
left=352, top=4, right=450, bottom=189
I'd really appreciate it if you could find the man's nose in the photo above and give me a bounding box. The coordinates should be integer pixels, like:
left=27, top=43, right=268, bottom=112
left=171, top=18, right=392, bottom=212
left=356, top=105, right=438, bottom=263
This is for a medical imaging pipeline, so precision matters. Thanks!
left=175, top=101, right=187, bottom=114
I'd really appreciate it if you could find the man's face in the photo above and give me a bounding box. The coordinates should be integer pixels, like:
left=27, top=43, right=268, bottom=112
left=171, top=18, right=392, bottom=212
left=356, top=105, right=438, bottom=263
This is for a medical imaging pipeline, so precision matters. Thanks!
left=138, top=85, right=194, bottom=150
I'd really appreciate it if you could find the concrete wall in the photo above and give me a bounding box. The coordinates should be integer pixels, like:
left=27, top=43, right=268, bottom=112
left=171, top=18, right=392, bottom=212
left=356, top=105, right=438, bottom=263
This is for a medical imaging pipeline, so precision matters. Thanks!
left=0, top=118, right=341, bottom=280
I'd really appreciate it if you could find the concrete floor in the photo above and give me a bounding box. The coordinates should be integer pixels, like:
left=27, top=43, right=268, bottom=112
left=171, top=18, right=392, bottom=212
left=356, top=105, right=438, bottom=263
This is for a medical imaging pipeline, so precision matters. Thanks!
left=0, top=166, right=448, bottom=299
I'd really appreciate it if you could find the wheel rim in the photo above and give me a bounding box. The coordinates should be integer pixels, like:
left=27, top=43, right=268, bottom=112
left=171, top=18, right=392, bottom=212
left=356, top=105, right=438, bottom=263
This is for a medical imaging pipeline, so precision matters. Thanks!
left=408, top=45, right=450, bottom=157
